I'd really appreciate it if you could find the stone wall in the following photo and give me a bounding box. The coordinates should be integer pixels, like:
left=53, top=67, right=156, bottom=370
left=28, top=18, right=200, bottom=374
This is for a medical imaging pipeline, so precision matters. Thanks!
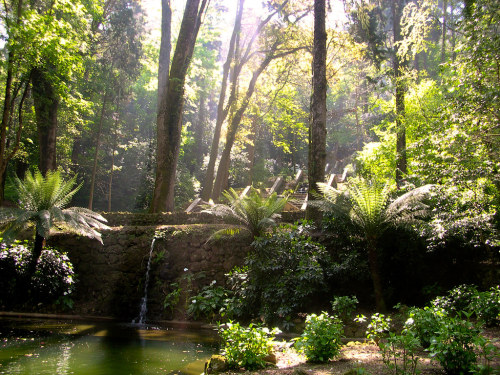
left=48, top=224, right=251, bottom=321
left=102, top=211, right=305, bottom=227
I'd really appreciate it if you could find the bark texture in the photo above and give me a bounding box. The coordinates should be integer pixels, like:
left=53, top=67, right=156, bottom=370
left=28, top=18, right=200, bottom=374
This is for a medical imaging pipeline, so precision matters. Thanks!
left=32, top=68, right=58, bottom=175
left=201, top=0, right=244, bottom=201
left=393, top=0, right=407, bottom=188
left=306, top=0, right=327, bottom=222
left=151, top=0, right=209, bottom=212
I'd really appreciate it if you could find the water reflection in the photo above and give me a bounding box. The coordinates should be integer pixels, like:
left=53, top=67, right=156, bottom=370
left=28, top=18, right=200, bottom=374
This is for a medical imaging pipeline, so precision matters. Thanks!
left=0, top=319, right=217, bottom=375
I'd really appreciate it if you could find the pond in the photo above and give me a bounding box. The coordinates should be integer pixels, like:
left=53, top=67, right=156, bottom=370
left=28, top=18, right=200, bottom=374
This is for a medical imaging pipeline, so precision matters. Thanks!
left=0, top=318, right=218, bottom=375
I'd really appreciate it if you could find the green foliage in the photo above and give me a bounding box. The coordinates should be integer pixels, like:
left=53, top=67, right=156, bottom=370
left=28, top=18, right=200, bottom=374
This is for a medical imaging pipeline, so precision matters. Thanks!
left=162, top=282, right=181, bottom=316
left=432, top=285, right=500, bottom=327
left=295, top=312, right=344, bottom=363
left=421, top=182, right=499, bottom=251
left=428, top=314, right=480, bottom=375
left=469, top=287, right=500, bottom=327
left=218, top=321, right=280, bottom=370
left=355, top=313, right=392, bottom=344
left=203, top=188, right=287, bottom=238
left=0, top=241, right=75, bottom=307
left=245, top=226, right=330, bottom=325
left=379, top=328, right=420, bottom=375
left=0, top=170, right=109, bottom=243
left=407, top=306, right=447, bottom=348
left=331, top=295, right=359, bottom=323
left=187, top=281, right=229, bottom=321
left=318, top=178, right=432, bottom=242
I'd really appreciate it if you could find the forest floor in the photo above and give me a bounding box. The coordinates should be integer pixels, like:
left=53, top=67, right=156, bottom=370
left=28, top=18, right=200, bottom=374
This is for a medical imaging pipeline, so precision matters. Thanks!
left=223, top=327, right=500, bottom=375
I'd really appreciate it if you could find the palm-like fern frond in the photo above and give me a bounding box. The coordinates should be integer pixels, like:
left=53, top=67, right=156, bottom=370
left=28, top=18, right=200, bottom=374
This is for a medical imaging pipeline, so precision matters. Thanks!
left=202, top=187, right=287, bottom=238
left=0, top=171, right=108, bottom=244
left=14, top=171, right=80, bottom=211
left=348, top=179, right=392, bottom=238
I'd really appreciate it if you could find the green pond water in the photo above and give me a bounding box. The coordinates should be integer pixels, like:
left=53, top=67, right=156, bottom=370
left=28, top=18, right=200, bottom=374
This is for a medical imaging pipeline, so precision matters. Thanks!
left=0, top=318, right=218, bottom=375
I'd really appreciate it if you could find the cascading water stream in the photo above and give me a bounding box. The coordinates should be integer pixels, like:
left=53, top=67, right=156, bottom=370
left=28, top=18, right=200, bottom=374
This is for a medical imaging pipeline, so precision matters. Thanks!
left=134, top=238, right=156, bottom=324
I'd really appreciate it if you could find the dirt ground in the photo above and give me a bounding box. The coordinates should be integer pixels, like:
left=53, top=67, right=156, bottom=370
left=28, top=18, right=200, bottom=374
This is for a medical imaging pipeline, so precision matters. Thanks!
left=224, top=327, right=500, bottom=375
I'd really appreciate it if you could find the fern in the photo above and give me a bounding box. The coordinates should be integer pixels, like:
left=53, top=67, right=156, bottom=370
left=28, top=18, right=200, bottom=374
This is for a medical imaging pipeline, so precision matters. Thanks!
left=202, top=187, right=287, bottom=239
left=0, top=171, right=109, bottom=244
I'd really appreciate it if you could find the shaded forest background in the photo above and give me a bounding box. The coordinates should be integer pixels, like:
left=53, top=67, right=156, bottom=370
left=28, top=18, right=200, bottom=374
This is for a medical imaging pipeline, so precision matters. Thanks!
left=0, top=0, right=498, bottom=218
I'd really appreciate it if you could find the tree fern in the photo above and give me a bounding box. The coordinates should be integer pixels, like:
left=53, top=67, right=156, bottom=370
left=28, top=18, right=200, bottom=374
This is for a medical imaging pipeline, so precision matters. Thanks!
left=317, top=178, right=434, bottom=311
left=203, top=188, right=287, bottom=239
left=0, top=171, right=109, bottom=281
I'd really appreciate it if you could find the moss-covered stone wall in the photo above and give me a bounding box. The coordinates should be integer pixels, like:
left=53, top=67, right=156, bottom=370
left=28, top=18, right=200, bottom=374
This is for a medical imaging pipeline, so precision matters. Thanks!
left=48, top=223, right=251, bottom=321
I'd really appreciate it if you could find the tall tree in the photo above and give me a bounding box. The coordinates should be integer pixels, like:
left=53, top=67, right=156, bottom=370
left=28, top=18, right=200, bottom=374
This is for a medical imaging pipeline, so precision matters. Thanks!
left=200, top=0, right=245, bottom=201
left=157, top=0, right=172, bottom=109
left=306, top=0, right=327, bottom=221
left=150, top=0, right=210, bottom=212
left=393, top=0, right=408, bottom=188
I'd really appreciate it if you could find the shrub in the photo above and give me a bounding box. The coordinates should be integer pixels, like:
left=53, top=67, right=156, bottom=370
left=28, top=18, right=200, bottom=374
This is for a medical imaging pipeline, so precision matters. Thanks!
left=428, top=314, right=480, bottom=375
left=246, top=226, right=330, bottom=325
left=218, top=321, right=280, bottom=370
left=432, top=284, right=479, bottom=313
left=469, top=286, right=500, bottom=326
left=407, top=306, right=447, bottom=348
left=331, top=295, right=359, bottom=323
left=432, top=284, right=500, bottom=326
left=0, top=241, right=75, bottom=307
left=355, top=313, right=392, bottom=344
left=379, top=327, right=420, bottom=375
left=187, top=281, right=229, bottom=321
left=295, top=312, right=344, bottom=363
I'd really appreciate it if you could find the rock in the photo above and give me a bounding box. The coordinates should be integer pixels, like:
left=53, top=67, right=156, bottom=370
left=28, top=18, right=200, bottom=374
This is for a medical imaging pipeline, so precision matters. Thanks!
left=264, top=353, right=277, bottom=364
left=204, top=355, right=228, bottom=374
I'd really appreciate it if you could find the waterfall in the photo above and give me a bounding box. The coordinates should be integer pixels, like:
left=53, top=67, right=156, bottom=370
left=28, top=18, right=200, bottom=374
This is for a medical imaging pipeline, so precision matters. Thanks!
left=134, top=238, right=156, bottom=324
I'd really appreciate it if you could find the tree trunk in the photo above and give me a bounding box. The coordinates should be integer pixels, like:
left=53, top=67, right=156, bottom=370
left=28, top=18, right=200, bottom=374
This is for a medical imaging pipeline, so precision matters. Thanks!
left=108, top=96, right=120, bottom=212
left=201, top=0, right=245, bottom=201
left=193, top=91, right=207, bottom=172
left=393, top=0, right=407, bottom=188
left=246, top=115, right=258, bottom=186
left=441, top=0, right=447, bottom=63
left=306, top=0, right=327, bottom=222
left=150, top=0, right=209, bottom=212
left=88, top=96, right=108, bottom=210
left=212, top=46, right=279, bottom=200
left=32, top=68, right=58, bottom=175
left=367, top=239, right=387, bottom=312
left=26, top=232, right=45, bottom=283
left=157, top=0, right=171, bottom=109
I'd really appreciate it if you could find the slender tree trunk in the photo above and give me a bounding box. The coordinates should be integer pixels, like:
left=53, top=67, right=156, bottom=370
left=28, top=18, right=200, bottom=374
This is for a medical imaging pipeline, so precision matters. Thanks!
left=150, top=0, right=209, bottom=212
left=88, top=96, right=108, bottom=210
left=32, top=68, right=58, bottom=175
left=26, top=232, right=45, bottom=283
left=451, top=2, right=456, bottom=61
left=246, top=115, right=258, bottom=186
left=393, top=0, right=407, bottom=188
left=193, top=92, right=207, bottom=172
left=212, top=46, right=280, bottom=200
left=367, top=239, right=387, bottom=312
left=201, top=0, right=244, bottom=201
left=306, top=0, right=327, bottom=222
left=441, top=0, right=447, bottom=63
left=0, top=0, right=24, bottom=202
left=108, top=96, right=120, bottom=212
left=157, top=0, right=171, bottom=109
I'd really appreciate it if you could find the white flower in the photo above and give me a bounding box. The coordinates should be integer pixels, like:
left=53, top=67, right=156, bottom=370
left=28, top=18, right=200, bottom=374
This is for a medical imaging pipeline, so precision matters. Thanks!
left=405, top=317, right=414, bottom=326
left=184, top=268, right=188, bottom=272
left=211, top=280, right=217, bottom=285
left=192, top=299, right=197, bottom=304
